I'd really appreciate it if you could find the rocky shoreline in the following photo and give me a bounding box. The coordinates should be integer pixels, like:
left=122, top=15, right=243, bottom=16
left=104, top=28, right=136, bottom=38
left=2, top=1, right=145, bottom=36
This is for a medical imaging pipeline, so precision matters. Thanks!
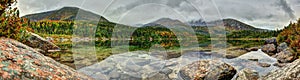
left=0, top=35, right=299, bottom=80
left=0, top=38, right=92, bottom=79
left=78, top=37, right=300, bottom=80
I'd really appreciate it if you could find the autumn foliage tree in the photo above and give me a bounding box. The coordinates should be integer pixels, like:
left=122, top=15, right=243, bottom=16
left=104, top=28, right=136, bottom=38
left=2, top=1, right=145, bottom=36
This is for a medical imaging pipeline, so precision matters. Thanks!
left=0, top=0, right=31, bottom=42
left=277, top=18, right=300, bottom=58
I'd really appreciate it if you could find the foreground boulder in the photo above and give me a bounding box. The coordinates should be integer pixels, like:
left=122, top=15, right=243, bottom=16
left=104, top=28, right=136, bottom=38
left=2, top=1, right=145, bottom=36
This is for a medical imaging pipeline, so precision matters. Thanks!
left=24, top=32, right=60, bottom=53
left=261, top=59, right=300, bottom=80
left=234, top=68, right=259, bottom=80
left=179, top=60, right=236, bottom=80
left=273, top=48, right=296, bottom=63
left=0, top=38, right=91, bottom=79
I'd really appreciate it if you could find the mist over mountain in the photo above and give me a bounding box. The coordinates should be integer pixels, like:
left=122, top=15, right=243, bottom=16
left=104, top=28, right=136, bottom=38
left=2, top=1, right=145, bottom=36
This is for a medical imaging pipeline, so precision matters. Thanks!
left=143, top=18, right=189, bottom=27
left=143, top=17, right=267, bottom=31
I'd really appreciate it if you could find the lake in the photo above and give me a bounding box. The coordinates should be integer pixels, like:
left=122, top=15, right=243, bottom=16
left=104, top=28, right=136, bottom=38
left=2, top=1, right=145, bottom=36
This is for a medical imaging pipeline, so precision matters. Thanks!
left=48, top=38, right=265, bottom=69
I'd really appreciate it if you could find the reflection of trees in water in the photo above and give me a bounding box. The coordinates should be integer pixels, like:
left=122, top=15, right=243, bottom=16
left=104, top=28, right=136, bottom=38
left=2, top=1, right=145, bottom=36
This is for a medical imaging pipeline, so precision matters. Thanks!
left=227, top=40, right=264, bottom=47
left=93, top=39, right=211, bottom=51
left=129, top=40, right=180, bottom=50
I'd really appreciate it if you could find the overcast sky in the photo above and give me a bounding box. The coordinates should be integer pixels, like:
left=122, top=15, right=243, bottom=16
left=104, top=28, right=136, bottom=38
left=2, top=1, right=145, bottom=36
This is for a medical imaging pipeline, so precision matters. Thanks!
left=17, top=0, right=300, bottom=30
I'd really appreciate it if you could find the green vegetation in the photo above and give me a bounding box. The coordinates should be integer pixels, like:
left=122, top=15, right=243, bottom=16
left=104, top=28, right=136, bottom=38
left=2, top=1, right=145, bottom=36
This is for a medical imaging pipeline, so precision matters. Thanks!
left=227, top=40, right=264, bottom=48
left=29, top=21, right=74, bottom=35
left=21, top=6, right=286, bottom=63
left=227, top=30, right=280, bottom=38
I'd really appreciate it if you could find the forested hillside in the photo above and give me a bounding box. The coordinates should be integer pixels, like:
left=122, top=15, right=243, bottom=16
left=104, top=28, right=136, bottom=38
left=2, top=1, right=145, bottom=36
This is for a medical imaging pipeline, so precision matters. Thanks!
left=24, top=7, right=279, bottom=42
left=227, top=30, right=280, bottom=38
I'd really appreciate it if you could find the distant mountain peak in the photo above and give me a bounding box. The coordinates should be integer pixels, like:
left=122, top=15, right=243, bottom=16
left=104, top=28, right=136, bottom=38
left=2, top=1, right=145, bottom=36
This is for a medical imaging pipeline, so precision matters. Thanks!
left=23, top=6, right=108, bottom=22
left=187, top=19, right=206, bottom=26
left=210, top=18, right=267, bottom=31
left=143, top=18, right=188, bottom=27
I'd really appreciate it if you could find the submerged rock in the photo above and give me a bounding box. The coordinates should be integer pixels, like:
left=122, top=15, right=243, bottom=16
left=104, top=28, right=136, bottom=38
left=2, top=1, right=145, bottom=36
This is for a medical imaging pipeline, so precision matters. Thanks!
left=179, top=60, right=236, bottom=80
left=225, top=48, right=248, bottom=59
left=0, top=38, right=91, bottom=80
left=234, top=68, right=259, bottom=80
left=246, top=47, right=259, bottom=52
left=261, top=59, right=300, bottom=80
left=79, top=51, right=169, bottom=79
left=257, top=62, right=271, bottom=68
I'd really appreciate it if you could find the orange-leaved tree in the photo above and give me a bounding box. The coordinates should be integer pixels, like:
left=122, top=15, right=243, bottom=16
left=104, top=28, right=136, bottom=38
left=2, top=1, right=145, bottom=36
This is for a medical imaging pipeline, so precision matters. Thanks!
left=0, top=0, right=31, bottom=42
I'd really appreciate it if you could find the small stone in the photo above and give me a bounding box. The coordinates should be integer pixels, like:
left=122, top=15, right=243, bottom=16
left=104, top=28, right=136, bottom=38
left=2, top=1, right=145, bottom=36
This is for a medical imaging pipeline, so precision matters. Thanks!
left=225, top=54, right=238, bottom=59
left=246, top=47, right=259, bottom=52
left=257, top=62, right=271, bottom=67
left=248, top=59, right=259, bottom=61
left=160, top=68, right=173, bottom=75
left=273, top=63, right=287, bottom=68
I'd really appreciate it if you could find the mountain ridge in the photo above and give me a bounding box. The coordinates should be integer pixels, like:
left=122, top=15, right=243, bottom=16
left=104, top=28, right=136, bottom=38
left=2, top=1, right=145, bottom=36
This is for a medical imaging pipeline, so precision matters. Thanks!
left=23, top=7, right=108, bottom=22
left=143, top=17, right=267, bottom=31
left=23, top=6, right=267, bottom=32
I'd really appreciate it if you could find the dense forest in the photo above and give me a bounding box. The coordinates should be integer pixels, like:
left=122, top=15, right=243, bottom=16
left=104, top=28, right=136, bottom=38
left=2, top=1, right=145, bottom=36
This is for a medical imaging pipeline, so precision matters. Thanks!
left=28, top=20, right=209, bottom=41
left=28, top=20, right=281, bottom=41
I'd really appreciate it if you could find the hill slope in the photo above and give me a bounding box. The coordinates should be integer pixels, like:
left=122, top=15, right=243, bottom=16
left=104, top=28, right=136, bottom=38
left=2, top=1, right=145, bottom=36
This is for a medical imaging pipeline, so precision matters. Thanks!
left=143, top=18, right=268, bottom=35
left=145, top=18, right=266, bottom=31
left=23, top=7, right=108, bottom=22
left=206, top=19, right=267, bottom=31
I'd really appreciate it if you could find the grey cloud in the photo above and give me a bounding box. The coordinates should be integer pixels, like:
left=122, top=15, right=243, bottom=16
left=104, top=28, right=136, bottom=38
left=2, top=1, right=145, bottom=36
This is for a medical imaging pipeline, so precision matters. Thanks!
left=16, top=0, right=299, bottom=30
left=166, top=0, right=183, bottom=8
left=17, top=0, right=65, bottom=16
left=276, top=0, right=296, bottom=19
left=104, top=0, right=202, bottom=23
